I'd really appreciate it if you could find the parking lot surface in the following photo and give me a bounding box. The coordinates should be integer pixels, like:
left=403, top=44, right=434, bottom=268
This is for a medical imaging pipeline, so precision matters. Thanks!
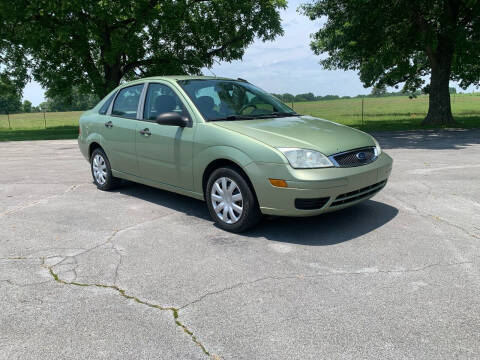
left=1, top=130, right=479, bottom=359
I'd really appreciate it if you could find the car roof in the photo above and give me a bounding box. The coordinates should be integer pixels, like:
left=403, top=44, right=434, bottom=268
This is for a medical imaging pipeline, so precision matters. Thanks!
left=142, top=75, right=235, bottom=82
left=115, top=75, right=244, bottom=90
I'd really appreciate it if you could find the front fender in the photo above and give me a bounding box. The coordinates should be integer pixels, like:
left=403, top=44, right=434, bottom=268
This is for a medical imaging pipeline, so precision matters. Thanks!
left=192, top=145, right=255, bottom=194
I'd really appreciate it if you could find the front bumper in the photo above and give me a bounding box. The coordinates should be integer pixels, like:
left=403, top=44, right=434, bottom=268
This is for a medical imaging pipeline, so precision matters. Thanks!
left=245, top=152, right=393, bottom=217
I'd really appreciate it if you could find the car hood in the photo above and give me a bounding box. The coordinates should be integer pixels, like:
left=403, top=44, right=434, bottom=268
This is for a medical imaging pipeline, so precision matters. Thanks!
left=213, top=115, right=375, bottom=156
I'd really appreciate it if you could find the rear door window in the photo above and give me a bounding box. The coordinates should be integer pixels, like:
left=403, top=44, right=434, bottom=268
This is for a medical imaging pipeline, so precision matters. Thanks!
left=111, top=84, right=144, bottom=119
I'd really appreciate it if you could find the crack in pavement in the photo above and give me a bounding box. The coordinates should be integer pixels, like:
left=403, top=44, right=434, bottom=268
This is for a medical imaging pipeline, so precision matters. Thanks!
left=1, top=279, right=51, bottom=287
left=3, top=213, right=217, bottom=357
left=384, top=190, right=480, bottom=281
left=41, top=258, right=215, bottom=359
left=41, top=213, right=172, bottom=271
left=112, top=243, right=124, bottom=286
left=0, top=184, right=84, bottom=217
left=385, top=192, right=480, bottom=240
left=179, top=260, right=475, bottom=310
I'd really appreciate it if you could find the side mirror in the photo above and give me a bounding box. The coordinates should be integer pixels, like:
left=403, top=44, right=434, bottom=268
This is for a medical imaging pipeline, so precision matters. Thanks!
left=156, top=112, right=189, bottom=127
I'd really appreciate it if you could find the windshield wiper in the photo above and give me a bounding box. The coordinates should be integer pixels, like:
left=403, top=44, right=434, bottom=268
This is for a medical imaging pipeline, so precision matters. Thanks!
left=209, top=115, right=255, bottom=121
left=209, top=112, right=300, bottom=121
left=252, top=112, right=301, bottom=119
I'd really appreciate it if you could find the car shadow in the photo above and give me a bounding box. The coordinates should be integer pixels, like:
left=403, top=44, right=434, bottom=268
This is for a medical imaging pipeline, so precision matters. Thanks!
left=115, top=182, right=398, bottom=246
left=115, top=181, right=211, bottom=220
left=246, top=200, right=398, bottom=246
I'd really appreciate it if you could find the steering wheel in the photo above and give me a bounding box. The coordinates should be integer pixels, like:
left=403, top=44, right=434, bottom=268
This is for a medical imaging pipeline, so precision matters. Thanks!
left=239, top=104, right=257, bottom=114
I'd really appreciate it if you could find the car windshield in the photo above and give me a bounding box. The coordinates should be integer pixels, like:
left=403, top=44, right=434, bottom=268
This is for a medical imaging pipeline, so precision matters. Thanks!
left=177, top=79, right=298, bottom=121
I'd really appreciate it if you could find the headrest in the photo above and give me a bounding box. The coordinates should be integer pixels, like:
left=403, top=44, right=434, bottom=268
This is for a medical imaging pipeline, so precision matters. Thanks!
left=196, top=96, right=215, bottom=111
left=154, top=95, right=176, bottom=113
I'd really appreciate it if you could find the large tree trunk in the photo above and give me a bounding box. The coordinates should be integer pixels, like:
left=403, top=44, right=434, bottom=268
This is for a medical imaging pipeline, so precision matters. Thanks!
left=422, top=51, right=455, bottom=125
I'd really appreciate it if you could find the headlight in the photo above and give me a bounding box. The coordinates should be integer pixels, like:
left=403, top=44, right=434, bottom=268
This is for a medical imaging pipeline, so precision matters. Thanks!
left=278, top=148, right=333, bottom=169
left=372, top=137, right=382, bottom=156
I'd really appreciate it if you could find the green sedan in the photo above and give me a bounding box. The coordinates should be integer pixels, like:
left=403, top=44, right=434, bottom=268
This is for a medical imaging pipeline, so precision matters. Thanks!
left=78, top=76, right=393, bottom=232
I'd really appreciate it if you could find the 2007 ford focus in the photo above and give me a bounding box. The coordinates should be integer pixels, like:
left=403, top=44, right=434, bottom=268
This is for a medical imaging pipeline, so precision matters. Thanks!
left=78, top=76, right=393, bottom=232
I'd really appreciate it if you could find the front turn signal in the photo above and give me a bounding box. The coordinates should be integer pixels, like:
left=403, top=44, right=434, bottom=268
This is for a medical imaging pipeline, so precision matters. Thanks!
left=269, top=179, right=288, bottom=188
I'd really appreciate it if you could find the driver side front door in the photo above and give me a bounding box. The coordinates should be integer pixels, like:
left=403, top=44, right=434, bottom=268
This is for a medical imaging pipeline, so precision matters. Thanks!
left=135, top=82, right=195, bottom=190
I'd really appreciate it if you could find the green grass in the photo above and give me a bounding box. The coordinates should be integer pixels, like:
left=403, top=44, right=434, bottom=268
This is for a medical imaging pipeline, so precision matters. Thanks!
left=0, top=126, right=79, bottom=141
left=292, top=93, right=480, bottom=131
left=1, top=94, right=480, bottom=141
left=0, top=111, right=81, bottom=141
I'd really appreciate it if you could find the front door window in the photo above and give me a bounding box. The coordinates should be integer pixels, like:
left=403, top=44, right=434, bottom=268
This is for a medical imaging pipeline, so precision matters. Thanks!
left=143, top=83, right=189, bottom=121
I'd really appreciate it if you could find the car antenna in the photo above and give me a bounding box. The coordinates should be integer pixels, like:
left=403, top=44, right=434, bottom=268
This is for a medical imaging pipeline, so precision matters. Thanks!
left=205, top=66, right=217, bottom=77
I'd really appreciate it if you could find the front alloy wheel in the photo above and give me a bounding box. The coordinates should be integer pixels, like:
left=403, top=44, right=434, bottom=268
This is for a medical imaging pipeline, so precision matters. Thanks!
left=211, top=177, right=244, bottom=224
left=206, top=167, right=261, bottom=232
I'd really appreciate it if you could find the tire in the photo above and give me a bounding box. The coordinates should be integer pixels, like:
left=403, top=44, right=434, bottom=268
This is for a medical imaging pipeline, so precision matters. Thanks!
left=206, top=166, right=262, bottom=232
left=90, top=148, right=121, bottom=191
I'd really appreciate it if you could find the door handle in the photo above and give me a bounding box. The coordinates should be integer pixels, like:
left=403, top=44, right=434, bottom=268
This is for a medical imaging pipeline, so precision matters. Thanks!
left=139, top=128, right=151, bottom=136
left=104, top=121, right=113, bottom=128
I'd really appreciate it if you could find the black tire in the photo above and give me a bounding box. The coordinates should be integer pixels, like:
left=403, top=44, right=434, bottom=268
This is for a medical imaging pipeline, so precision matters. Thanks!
left=90, top=148, right=121, bottom=191
left=206, top=166, right=262, bottom=232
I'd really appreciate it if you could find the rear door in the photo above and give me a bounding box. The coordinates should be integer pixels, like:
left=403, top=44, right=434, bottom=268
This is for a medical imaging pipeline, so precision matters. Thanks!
left=135, top=82, right=195, bottom=190
left=102, top=83, right=145, bottom=175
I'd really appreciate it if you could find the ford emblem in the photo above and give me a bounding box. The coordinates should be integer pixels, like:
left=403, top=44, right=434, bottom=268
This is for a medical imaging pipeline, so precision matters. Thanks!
left=356, top=152, right=367, bottom=160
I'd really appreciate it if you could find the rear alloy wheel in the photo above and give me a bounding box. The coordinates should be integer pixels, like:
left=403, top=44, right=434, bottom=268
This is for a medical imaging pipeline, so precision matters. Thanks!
left=206, top=167, right=261, bottom=232
left=90, top=148, right=120, bottom=191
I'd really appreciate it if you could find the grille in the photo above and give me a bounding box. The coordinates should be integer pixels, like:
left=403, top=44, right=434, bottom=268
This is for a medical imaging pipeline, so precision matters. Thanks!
left=331, top=147, right=377, bottom=167
left=330, top=180, right=386, bottom=207
left=295, top=197, right=330, bottom=210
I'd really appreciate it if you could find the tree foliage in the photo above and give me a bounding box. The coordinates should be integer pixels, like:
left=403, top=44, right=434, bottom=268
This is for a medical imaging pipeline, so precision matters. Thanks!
left=0, top=76, right=22, bottom=114
left=1, top=0, right=286, bottom=99
left=43, top=87, right=100, bottom=112
left=22, top=100, right=32, bottom=113
left=371, top=84, right=387, bottom=97
left=294, top=92, right=315, bottom=102
left=301, top=0, right=480, bottom=124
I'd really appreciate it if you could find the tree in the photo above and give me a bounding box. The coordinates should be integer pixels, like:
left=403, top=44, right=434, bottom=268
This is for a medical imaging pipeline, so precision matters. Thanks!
left=0, top=76, right=22, bottom=114
left=22, top=100, right=32, bottom=113
left=44, top=87, right=100, bottom=112
left=301, top=92, right=316, bottom=101
left=301, top=0, right=480, bottom=125
left=1, top=0, right=286, bottom=99
left=282, top=93, right=295, bottom=102
left=371, top=84, right=387, bottom=97
left=320, top=95, right=339, bottom=101
left=38, top=102, right=49, bottom=112
left=294, top=92, right=315, bottom=102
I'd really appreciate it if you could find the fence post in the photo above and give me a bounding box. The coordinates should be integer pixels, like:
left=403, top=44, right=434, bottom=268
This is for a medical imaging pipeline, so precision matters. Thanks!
left=44, top=111, right=46, bottom=128
left=361, top=96, right=365, bottom=126
left=7, top=112, right=11, bottom=129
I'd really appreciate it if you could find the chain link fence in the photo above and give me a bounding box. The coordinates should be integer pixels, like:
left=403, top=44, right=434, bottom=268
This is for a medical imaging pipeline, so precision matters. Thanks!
left=0, top=111, right=83, bottom=130
left=2, top=94, right=480, bottom=130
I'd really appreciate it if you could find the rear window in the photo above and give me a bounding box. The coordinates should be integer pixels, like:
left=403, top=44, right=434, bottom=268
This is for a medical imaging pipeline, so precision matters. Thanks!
left=98, top=93, right=116, bottom=115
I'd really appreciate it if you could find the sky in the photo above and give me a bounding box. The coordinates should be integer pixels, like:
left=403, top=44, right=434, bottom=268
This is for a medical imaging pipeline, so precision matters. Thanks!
left=22, top=0, right=475, bottom=106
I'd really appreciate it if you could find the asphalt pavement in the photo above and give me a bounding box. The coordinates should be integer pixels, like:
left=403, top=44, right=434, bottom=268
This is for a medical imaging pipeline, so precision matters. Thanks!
left=1, top=129, right=479, bottom=359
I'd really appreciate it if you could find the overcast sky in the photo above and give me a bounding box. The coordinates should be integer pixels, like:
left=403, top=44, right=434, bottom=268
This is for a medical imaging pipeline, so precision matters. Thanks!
left=22, top=0, right=475, bottom=105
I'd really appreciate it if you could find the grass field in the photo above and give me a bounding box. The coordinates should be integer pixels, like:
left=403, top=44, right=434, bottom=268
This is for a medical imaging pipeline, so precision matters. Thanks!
left=292, top=93, right=480, bottom=130
left=1, top=94, right=480, bottom=141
